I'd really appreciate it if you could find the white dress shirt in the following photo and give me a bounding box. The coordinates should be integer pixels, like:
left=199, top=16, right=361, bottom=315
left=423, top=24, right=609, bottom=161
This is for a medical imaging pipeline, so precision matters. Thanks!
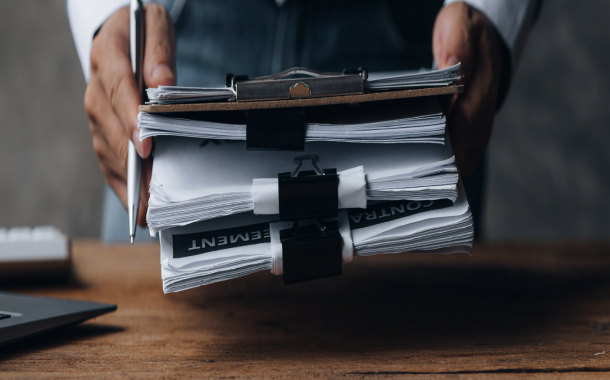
left=67, top=0, right=130, bottom=81
left=68, top=0, right=538, bottom=82
left=67, top=0, right=187, bottom=81
left=444, top=0, right=540, bottom=73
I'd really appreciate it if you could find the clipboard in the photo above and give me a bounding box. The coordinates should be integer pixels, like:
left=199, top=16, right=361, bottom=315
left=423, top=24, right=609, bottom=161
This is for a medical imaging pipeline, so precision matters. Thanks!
left=139, top=84, right=463, bottom=114
left=140, top=66, right=463, bottom=114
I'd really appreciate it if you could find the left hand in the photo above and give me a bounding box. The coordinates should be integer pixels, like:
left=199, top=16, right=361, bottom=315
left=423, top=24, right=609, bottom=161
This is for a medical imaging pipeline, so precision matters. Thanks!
left=433, top=2, right=507, bottom=178
left=85, top=4, right=176, bottom=226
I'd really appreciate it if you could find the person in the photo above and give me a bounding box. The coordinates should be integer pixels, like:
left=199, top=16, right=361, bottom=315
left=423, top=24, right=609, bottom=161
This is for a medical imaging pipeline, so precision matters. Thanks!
left=67, top=0, right=541, bottom=242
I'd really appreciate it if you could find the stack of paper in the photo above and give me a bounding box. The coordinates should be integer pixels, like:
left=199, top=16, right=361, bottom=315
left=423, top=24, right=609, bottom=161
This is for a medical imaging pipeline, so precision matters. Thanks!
left=365, top=63, right=461, bottom=91
left=138, top=113, right=445, bottom=144
left=158, top=185, right=472, bottom=293
left=146, top=137, right=459, bottom=236
left=139, top=97, right=447, bottom=144
left=146, top=86, right=234, bottom=104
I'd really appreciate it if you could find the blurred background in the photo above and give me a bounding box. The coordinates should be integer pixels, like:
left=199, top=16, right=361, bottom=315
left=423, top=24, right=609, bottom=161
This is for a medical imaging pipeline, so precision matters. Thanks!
left=0, top=0, right=608, bottom=240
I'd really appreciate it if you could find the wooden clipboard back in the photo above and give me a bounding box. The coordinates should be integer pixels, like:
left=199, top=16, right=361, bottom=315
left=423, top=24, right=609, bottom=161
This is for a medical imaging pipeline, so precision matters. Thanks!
left=139, top=85, right=463, bottom=114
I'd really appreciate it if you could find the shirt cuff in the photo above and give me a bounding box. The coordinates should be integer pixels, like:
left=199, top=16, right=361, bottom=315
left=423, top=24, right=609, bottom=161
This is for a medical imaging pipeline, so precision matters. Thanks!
left=443, top=0, right=539, bottom=72
left=67, top=0, right=130, bottom=82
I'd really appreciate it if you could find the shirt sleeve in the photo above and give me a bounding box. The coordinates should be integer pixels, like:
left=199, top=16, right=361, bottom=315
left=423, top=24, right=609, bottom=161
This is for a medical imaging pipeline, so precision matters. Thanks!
left=66, top=0, right=130, bottom=82
left=443, top=0, right=541, bottom=73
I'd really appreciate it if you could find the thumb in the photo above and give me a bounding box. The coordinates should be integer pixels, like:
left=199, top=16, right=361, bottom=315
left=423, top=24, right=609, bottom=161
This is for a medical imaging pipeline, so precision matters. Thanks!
left=143, top=4, right=176, bottom=89
left=139, top=4, right=176, bottom=158
left=432, top=2, right=477, bottom=85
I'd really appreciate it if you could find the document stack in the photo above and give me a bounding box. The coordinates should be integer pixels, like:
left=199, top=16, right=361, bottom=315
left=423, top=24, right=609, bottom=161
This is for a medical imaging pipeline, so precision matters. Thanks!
left=139, top=64, right=473, bottom=293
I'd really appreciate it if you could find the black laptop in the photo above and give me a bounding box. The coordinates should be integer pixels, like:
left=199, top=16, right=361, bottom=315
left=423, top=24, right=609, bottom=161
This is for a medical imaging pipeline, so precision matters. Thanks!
left=0, top=292, right=116, bottom=345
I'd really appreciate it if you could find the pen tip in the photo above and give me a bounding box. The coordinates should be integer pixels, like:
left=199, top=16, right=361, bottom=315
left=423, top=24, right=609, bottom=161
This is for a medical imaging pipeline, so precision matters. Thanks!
left=130, top=236, right=135, bottom=244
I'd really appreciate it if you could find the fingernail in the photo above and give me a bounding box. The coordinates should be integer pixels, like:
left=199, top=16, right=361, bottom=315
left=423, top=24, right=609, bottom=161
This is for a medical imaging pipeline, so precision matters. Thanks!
left=446, top=56, right=459, bottom=68
left=152, top=64, right=174, bottom=82
left=132, top=130, right=143, bottom=157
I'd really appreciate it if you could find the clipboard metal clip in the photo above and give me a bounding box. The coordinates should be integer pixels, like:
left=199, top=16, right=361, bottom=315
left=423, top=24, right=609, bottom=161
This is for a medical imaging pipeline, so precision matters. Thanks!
left=226, top=66, right=368, bottom=102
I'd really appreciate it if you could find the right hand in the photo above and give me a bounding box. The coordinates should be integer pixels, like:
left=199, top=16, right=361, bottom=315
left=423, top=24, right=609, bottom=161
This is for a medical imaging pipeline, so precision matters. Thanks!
left=432, top=2, right=506, bottom=179
left=85, top=4, right=176, bottom=226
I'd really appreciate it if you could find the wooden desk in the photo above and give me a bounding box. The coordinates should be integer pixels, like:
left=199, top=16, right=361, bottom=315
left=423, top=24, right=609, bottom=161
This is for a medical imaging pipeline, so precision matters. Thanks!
left=1, top=241, right=610, bottom=379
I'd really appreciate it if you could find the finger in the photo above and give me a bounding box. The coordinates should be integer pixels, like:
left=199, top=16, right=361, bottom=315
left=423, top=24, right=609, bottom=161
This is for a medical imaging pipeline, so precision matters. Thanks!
left=137, top=156, right=153, bottom=227
left=92, top=131, right=129, bottom=186
left=432, top=2, right=479, bottom=85
left=143, top=4, right=176, bottom=88
left=139, top=4, right=176, bottom=161
left=85, top=74, right=131, bottom=170
left=447, top=26, right=499, bottom=178
left=91, top=130, right=129, bottom=208
left=91, top=127, right=151, bottom=223
left=96, top=133, right=151, bottom=228
left=95, top=130, right=151, bottom=228
left=86, top=93, right=129, bottom=185
left=91, top=7, right=148, bottom=158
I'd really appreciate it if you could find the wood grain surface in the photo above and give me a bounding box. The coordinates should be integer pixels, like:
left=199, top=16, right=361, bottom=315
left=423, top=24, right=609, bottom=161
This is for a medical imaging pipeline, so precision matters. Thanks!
left=1, top=240, right=610, bottom=379
left=140, top=85, right=464, bottom=113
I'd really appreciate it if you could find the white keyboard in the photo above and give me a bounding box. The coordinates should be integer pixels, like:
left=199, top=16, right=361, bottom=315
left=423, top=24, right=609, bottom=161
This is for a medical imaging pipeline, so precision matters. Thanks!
left=0, top=226, right=69, bottom=262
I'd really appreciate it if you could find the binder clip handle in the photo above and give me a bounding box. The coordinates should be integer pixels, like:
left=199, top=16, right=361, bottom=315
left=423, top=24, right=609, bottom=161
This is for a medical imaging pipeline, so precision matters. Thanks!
left=342, top=66, right=368, bottom=81
left=291, top=155, right=324, bottom=177
left=225, top=73, right=249, bottom=89
left=289, top=219, right=327, bottom=237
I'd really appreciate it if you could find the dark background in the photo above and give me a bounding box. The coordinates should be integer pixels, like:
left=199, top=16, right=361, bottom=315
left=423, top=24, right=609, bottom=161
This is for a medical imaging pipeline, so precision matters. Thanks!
left=0, top=0, right=608, bottom=240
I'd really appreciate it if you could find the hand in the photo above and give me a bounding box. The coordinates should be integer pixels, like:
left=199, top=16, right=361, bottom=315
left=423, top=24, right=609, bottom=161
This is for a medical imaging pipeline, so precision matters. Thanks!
left=433, top=2, right=507, bottom=178
left=85, top=4, right=176, bottom=226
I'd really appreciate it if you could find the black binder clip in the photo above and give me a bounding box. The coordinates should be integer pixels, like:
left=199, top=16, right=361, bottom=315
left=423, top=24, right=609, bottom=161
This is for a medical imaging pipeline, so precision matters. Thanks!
left=280, top=219, right=343, bottom=285
left=278, top=155, right=342, bottom=284
left=278, top=155, right=338, bottom=221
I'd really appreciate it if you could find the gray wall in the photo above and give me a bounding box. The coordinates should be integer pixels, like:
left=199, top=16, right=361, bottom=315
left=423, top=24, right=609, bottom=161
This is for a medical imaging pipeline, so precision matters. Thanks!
left=0, top=1, right=104, bottom=237
left=485, top=0, right=610, bottom=239
left=0, top=0, right=608, bottom=240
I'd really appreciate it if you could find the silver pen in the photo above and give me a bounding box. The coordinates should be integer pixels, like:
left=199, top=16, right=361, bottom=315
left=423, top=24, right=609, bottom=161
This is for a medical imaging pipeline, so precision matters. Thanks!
left=128, top=0, right=144, bottom=244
